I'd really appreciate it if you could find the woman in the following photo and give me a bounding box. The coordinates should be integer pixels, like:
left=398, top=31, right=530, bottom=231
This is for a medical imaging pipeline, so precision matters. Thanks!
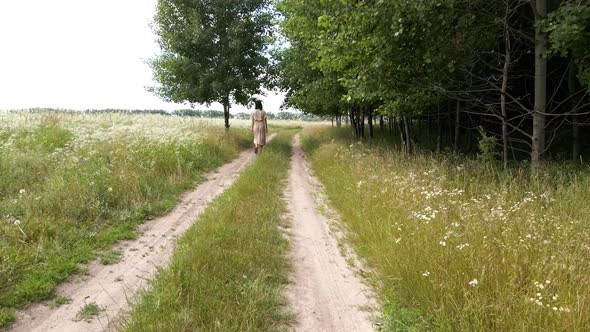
left=251, top=100, right=268, bottom=154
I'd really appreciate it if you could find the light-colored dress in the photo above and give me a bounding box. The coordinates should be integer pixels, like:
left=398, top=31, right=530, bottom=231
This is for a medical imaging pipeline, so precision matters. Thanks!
left=252, top=109, right=267, bottom=146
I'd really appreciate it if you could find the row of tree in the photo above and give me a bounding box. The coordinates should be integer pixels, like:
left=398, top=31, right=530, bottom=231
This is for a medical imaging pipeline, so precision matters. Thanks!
left=273, top=0, right=590, bottom=169
left=149, top=0, right=589, bottom=169
left=14, top=108, right=322, bottom=121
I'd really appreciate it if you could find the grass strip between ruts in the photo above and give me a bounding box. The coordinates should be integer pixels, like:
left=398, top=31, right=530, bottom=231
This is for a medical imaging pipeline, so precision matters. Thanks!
left=123, top=131, right=295, bottom=332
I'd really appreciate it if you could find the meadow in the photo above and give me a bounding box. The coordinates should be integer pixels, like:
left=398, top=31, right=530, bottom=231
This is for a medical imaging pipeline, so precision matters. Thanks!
left=301, top=127, right=590, bottom=331
left=0, top=111, right=252, bottom=327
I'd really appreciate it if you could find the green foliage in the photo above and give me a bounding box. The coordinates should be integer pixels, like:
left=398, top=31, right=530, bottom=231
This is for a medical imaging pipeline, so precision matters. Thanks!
left=123, top=132, right=294, bottom=331
left=477, top=127, right=499, bottom=162
left=150, top=0, right=273, bottom=109
left=275, top=0, right=501, bottom=117
left=75, top=302, right=102, bottom=322
left=546, top=1, right=590, bottom=91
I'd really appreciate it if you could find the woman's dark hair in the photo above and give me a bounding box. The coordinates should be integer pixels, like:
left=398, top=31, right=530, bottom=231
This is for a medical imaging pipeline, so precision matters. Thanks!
left=255, top=100, right=263, bottom=110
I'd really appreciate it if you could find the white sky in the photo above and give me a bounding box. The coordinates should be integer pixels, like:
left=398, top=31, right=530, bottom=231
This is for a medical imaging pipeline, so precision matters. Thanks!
left=0, top=0, right=285, bottom=113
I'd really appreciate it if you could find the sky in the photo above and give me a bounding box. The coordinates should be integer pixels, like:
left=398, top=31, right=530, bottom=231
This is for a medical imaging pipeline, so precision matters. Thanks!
left=0, top=0, right=285, bottom=113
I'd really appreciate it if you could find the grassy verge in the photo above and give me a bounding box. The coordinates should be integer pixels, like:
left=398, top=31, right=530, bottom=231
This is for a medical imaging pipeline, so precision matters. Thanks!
left=123, top=132, right=294, bottom=331
left=301, top=127, right=590, bottom=331
left=0, top=113, right=250, bottom=327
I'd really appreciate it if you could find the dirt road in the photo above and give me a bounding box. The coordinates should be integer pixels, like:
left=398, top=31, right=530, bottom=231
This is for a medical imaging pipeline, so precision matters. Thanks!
left=10, top=135, right=274, bottom=332
left=285, top=135, right=375, bottom=331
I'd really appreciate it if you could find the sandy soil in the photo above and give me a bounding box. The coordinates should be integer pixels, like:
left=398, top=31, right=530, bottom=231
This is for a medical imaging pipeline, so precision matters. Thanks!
left=284, top=135, right=376, bottom=332
left=10, top=135, right=275, bottom=332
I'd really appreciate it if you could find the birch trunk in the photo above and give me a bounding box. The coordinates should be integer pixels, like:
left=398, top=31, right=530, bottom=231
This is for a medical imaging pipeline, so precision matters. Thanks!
left=531, top=0, right=547, bottom=171
left=501, top=17, right=511, bottom=170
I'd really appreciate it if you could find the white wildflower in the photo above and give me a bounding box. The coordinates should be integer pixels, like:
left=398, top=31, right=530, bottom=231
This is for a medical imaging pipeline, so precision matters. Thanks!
left=456, top=243, right=470, bottom=250
left=469, top=279, right=479, bottom=287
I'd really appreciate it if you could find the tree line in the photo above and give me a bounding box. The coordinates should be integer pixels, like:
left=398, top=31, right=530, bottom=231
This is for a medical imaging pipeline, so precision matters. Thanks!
left=149, top=0, right=589, bottom=170
left=273, top=0, right=589, bottom=170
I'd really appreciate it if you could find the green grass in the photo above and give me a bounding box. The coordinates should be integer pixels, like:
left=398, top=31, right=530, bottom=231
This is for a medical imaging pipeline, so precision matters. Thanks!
left=123, top=132, right=295, bottom=332
left=0, top=308, right=15, bottom=329
left=0, top=112, right=251, bottom=321
left=49, top=296, right=72, bottom=309
left=98, top=249, right=123, bottom=265
left=301, top=127, right=590, bottom=331
left=75, top=302, right=102, bottom=322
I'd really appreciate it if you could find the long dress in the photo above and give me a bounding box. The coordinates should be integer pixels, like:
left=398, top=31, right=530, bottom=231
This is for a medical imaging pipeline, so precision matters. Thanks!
left=252, top=109, right=267, bottom=146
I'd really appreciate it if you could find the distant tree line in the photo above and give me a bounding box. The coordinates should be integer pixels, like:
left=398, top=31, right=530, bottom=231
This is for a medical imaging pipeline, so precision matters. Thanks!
left=274, top=0, right=590, bottom=170
left=8, top=108, right=327, bottom=121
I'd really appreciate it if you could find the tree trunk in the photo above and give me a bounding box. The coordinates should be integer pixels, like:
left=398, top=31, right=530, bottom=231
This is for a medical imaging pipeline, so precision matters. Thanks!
left=360, top=110, right=365, bottom=138
left=531, top=0, right=547, bottom=171
left=397, top=117, right=406, bottom=153
left=569, top=58, right=581, bottom=161
left=389, top=116, right=393, bottom=136
left=454, top=100, right=461, bottom=154
left=501, top=16, right=511, bottom=171
left=350, top=110, right=357, bottom=138
left=404, top=116, right=412, bottom=154
left=368, top=109, right=374, bottom=140
left=436, top=109, right=442, bottom=153
left=379, top=115, right=384, bottom=131
left=223, top=100, right=231, bottom=129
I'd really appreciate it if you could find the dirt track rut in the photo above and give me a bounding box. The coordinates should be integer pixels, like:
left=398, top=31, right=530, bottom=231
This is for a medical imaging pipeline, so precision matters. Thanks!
left=284, top=135, right=375, bottom=332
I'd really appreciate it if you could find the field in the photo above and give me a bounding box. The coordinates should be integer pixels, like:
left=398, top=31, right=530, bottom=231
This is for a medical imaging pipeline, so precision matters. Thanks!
left=4, top=111, right=590, bottom=331
left=301, top=127, right=590, bottom=331
left=0, top=111, right=253, bottom=326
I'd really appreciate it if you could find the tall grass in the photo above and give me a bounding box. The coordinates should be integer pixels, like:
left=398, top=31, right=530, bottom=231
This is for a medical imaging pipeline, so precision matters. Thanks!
left=0, top=112, right=250, bottom=327
left=301, top=127, right=590, bottom=331
left=123, top=132, right=294, bottom=331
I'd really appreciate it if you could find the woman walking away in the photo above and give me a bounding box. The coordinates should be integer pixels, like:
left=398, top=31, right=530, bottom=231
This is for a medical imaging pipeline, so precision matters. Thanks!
left=251, top=100, right=268, bottom=154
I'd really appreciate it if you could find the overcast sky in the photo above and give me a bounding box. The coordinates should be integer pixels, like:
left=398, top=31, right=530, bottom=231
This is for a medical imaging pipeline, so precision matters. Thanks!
left=0, top=0, right=285, bottom=113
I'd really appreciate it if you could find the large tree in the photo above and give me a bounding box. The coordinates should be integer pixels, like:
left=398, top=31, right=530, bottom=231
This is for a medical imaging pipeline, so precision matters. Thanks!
left=149, top=0, right=273, bottom=128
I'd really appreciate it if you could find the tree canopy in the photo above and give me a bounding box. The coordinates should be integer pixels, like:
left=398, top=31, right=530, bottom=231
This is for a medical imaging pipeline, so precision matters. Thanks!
left=150, top=0, right=273, bottom=128
left=274, top=0, right=590, bottom=168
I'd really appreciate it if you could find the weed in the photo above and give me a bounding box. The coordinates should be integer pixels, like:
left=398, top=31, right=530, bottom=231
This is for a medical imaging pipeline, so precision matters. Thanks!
left=49, top=296, right=72, bottom=309
left=98, top=250, right=122, bottom=265
left=75, top=302, right=102, bottom=322
left=0, top=308, right=15, bottom=328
